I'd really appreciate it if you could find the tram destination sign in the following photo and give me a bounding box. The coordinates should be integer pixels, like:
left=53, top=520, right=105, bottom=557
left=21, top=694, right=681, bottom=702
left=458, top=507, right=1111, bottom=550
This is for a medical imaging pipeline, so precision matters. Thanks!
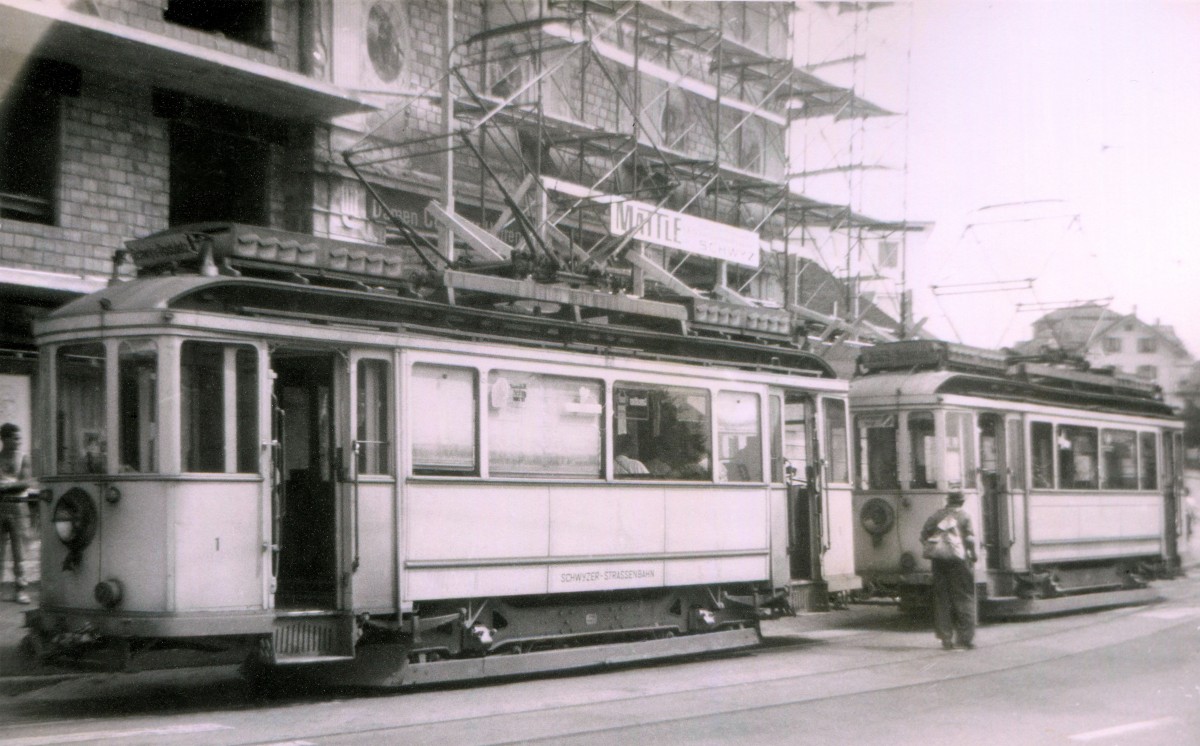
left=609, top=199, right=761, bottom=268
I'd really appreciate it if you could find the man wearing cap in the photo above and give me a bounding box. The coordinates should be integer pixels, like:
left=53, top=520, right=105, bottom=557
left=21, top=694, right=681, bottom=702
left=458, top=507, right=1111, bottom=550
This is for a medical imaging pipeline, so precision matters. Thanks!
left=0, top=423, right=33, bottom=604
left=920, top=491, right=978, bottom=650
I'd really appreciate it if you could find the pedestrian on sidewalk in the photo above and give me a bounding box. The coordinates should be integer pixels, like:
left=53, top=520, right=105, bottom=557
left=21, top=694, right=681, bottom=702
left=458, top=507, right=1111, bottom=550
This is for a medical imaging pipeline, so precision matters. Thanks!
left=919, top=491, right=977, bottom=650
left=1, top=423, right=34, bottom=605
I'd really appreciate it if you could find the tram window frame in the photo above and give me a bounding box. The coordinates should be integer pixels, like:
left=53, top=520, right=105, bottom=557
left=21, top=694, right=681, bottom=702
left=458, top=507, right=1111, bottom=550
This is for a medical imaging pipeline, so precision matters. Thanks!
left=716, top=390, right=762, bottom=483
left=180, top=341, right=259, bottom=474
left=945, top=412, right=976, bottom=491
left=411, top=364, right=478, bottom=475
left=1056, top=424, right=1099, bottom=490
left=54, top=343, right=108, bottom=476
left=1100, top=428, right=1138, bottom=490
left=1139, top=431, right=1158, bottom=490
left=907, top=411, right=937, bottom=489
left=1006, top=418, right=1026, bottom=491
left=355, top=358, right=391, bottom=476
left=822, top=398, right=850, bottom=485
left=772, top=393, right=811, bottom=485
left=612, top=382, right=711, bottom=481
left=854, top=413, right=898, bottom=490
left=487, top=370, right=603, bottom=479
left=1031, top=421, right=1054, bottom=489
left=118, top=339, right=158, bottom=474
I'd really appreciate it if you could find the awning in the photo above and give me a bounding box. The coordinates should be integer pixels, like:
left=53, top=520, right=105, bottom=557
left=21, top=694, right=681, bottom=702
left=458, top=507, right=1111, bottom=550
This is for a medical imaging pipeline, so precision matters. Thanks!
left=0, top=0, right=372, bottom=121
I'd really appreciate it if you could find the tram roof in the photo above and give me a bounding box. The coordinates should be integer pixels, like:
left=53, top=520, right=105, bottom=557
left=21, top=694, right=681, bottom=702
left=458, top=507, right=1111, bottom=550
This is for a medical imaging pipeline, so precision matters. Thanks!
left=43, top=274, right=838, bottom=379
left=850, top=369, right=1177, bottom=420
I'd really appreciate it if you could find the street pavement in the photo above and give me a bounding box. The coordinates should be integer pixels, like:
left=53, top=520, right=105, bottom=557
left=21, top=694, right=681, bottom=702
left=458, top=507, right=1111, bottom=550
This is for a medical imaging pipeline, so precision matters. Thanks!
left=3, top=525, right=1199, bottom=696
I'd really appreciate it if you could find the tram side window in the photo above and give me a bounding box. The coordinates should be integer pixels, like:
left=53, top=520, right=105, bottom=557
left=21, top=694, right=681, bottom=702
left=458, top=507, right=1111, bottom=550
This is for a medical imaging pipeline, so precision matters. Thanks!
left=118, top=340, right=157, bottom=473
left=1031, top=422, right=1054, bottom=489
left=1006, top=418, right=1025, bottom=491
left=412, top=365, right=477, bottom=475
left=55, top=343, right=107, bottom=475
left=945, top=412, right=976, bottom=490
left=854, top=414, right=898, bottom=490
left=1057, top=425, right=1099, bottom=490
left=1139, top=432, right=1158, bottom=490
left=488, top=371, right=602, bottom=478
left=717, top=391, right=761, bottom=482
left=356, top=359, right=391, bottom=475
left=613, top=383, right=711, bottom=480
left=181, top=342, right=258, bottom=473
left=822, top=398, right=850, bottom=484
left=1100, top=429, right=1138, bottom=490
left=907, top=411, right=936, bottom=489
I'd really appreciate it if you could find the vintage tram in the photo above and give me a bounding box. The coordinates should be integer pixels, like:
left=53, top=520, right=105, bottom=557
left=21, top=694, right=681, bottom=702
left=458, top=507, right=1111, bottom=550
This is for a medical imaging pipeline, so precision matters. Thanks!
left=27, top=223, right=860, bottom=684
left=850, top=340, right=1185, bottom=618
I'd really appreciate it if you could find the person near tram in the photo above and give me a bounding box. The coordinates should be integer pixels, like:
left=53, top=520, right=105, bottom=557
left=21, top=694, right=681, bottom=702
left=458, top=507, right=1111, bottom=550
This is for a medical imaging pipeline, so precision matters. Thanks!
left=920, top=490, right=978, bottom=650
left=1, top=423, right=34, bottom=604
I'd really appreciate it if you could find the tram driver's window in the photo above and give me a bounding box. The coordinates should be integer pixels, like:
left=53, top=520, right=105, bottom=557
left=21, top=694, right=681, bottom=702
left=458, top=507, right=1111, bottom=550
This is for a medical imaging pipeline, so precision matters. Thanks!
left=488, top=371, right=602, bottom=478
left=717, top=391, right=761, bottom=482
left=1057, top=425, right=1099, bottom=490
left=1100, top=429, right=1138, bottom=490
left=854, top=414, right=898, bottom=490
left=1031, top=421, right=1054, bottom=489
left=1139, top=432, right=1158, bottom=490
left=55, top=343, right=107, bottom=475
left=356, top=359, right=391, bottom=475
left=118, top=340, right=157, bottom=473
left=945, top=412, right=975, bottom=490
left=181, top=342, right=258, bottom=473
left=612, top=383, right=711, bottom=480
left=412, top=365, right=477, bottom=475
left=907, top=411, right=936, bottom=488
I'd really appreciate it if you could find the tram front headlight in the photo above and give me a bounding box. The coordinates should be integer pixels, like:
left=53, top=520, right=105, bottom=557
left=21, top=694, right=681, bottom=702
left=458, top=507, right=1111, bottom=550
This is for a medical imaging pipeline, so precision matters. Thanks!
left=52, top=488, right=98, bottom=551
left=860, top=498, right=896, bottom=537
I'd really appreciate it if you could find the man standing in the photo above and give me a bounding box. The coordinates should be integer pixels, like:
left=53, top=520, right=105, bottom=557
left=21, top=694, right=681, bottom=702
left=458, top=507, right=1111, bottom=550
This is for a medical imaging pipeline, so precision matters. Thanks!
left=0, top=423, right=33, bottom=604
left=920, top=491, right=977, bottom=650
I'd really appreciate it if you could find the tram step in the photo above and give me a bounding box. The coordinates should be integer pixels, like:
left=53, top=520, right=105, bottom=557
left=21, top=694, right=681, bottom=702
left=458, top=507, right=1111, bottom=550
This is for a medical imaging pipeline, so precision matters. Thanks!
left=272, top=612, right=357, bottom=663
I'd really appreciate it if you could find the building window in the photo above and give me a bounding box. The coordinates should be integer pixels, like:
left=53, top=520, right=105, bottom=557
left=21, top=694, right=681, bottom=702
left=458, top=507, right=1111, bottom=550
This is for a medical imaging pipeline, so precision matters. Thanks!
left=0, top=61, right=79, bottom=225
left=1102, top=337, right=1122, bottom=353
left=1136, top=365, right=1158, bottom=380
left=1137, top=337, right=1158, bottom=353
left=164, top=0, right=270, bottom=47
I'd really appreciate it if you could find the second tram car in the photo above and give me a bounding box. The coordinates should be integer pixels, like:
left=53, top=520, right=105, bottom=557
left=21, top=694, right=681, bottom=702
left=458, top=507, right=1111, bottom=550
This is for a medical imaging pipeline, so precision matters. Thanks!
left=27, top=224, right=860, bottom=684
left=850, top=341, right=1185, bottom=618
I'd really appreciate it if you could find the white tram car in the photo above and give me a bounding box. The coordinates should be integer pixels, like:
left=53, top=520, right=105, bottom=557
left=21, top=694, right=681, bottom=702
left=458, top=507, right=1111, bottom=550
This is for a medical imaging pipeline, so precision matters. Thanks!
left=28, top=224, right=859, bottom=684
left=850, top=341, right=1186, bottom=618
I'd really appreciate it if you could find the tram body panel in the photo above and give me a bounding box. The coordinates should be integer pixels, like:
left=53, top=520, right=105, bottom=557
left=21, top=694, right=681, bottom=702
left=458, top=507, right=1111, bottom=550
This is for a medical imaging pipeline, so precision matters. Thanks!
left=1027, top=491, right=1162, bottom=563
left=353, top=479, right=398, bottom=611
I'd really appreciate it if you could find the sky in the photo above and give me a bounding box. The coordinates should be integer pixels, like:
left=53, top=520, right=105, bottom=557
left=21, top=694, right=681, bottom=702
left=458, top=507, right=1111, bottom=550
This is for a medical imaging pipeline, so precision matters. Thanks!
left=868, top=1, right=1200, bottom=354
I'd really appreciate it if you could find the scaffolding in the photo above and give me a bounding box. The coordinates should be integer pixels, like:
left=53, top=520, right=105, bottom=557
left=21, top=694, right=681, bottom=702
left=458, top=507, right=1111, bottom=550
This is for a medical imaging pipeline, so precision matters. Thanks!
left=339, top=0, right=914, bottom=353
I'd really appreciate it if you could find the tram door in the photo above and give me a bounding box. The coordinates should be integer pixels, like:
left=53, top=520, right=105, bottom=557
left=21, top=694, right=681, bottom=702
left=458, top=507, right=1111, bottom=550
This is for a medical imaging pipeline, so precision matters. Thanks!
left=978, top=413, right=1014, bottom=571
left=783, top=393, right=821, bottom=582
left=272, top=351, right=341, bottom=610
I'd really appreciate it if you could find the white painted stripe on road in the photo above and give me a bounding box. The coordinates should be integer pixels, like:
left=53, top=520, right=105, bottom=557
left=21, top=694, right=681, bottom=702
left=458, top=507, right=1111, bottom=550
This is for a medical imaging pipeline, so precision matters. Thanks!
left=1137, top=606, right=1200, bottom=620
left=1068, top=716, right=1180, bottom=742
left=0, top=722, right=232, bottom=745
